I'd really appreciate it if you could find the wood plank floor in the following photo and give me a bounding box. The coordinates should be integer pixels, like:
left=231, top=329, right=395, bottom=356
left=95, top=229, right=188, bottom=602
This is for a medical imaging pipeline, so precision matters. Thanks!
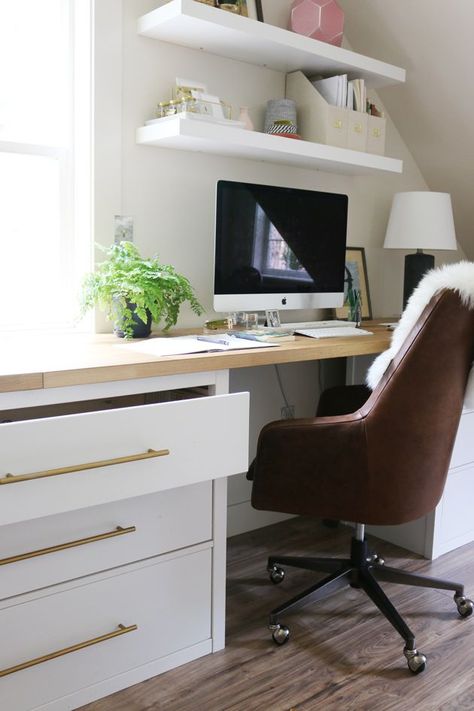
left=80, top=518, right=474, bottom=711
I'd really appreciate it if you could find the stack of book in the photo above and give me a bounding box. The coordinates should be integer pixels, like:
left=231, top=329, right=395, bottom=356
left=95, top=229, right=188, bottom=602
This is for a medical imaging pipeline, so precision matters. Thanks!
left=311, top=75, right=369, bottom=113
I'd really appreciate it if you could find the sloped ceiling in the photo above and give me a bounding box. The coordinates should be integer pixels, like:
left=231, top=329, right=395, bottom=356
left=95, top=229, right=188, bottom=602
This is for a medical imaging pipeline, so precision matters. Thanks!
left=337, top=0, right=474, bottom=258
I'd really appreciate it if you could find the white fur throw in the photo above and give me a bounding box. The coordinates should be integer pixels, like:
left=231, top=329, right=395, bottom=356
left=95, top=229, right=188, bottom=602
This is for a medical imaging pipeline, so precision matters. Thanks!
left=366, top=261, right=474, bottom=408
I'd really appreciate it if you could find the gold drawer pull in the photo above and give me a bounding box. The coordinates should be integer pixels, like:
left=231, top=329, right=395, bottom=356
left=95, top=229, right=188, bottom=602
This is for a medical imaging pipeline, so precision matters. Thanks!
left=0, top=623, right=138, bottom=678
left=0, top=448, right=170, bottom=485
left=0, top=525, right=136, bottom=567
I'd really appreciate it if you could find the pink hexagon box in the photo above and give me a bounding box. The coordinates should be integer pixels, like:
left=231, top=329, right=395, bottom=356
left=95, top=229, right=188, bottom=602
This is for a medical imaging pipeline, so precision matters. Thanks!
left=289, top=0, right=344, bottom=47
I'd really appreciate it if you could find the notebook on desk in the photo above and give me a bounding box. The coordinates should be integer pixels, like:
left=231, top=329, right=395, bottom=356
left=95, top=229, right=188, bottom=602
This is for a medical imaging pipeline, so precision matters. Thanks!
left=118, top=334, right=279, bottom=357
left=296, top=326, right=373, bottom=339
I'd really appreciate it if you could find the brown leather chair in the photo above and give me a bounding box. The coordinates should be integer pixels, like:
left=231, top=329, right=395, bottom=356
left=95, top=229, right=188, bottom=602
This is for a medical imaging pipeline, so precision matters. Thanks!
left=249, top=289, right=474, bottom=673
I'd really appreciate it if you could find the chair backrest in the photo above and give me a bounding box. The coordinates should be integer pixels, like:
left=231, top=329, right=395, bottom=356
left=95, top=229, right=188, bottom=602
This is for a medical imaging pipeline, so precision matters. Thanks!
left=360, top=289, right=474, bottom=525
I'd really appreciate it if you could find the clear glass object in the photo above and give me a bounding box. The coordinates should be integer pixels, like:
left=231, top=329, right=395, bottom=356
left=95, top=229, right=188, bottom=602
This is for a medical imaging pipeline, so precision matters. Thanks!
left=246, top=313, right=259, bottom=329
left=229, top=312, right=248, bottom=329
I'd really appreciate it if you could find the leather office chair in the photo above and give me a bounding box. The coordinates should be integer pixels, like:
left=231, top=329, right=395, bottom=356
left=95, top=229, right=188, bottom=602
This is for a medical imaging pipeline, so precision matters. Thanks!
left=249, top=289, right=474, bottom=673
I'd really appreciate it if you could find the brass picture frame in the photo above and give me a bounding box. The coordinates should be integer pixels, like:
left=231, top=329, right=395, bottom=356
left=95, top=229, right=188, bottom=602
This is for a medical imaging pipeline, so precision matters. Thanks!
left=197, top=1, right=263, bottom=20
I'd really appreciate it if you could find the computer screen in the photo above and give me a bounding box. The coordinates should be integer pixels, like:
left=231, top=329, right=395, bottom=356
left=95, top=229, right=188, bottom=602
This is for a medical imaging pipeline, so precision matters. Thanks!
left=213, top=180, right=348, bottom=312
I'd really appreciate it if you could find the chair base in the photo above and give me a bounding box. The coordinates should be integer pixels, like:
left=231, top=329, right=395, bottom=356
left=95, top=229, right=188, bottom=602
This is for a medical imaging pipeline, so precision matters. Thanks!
left=267, top=536, right=472, bottom=673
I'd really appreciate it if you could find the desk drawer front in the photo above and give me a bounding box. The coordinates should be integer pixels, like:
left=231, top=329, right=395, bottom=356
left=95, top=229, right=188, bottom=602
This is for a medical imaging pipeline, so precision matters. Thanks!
left=0, top=392, right=249, bottom=525
left=0, top=548, right=211, bottom=711
left=0, top=482, right=211, bottom=600
left=450, top=411, right=474, bottom=470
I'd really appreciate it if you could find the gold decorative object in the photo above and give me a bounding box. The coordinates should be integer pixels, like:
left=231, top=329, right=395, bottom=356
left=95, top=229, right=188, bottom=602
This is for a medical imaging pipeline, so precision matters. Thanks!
left=0, top=448, right=170, bottom=485
left=0, top=624, right=138, bottom=678
left=0, top=526, right=136, bottom=566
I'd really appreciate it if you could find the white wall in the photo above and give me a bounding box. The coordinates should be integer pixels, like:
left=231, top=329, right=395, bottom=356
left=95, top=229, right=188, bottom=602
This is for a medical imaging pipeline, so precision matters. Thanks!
left=95, top=0, right=465, bottom=535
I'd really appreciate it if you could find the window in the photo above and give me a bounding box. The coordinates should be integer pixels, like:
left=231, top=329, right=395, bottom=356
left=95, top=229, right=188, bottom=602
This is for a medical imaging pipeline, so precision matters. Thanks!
left=252, top=205, right=311, bottom=282
left=0, top=0, right=92, bottom=331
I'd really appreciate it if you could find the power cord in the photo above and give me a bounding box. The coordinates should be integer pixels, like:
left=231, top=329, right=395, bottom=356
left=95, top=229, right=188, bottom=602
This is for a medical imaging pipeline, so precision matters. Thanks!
left=318, top=360, right=324, bottom=395
left=274, top=364, right=291, bottom=411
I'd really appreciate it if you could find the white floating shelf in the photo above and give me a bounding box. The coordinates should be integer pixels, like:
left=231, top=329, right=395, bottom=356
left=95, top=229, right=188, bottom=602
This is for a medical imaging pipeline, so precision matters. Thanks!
left=137, top=117, right=403, bottom=176
left=138, top=0, right=405, bottom=89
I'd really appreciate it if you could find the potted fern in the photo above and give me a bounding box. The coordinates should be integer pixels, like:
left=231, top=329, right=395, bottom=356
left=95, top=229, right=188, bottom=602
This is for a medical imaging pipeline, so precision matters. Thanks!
left=81, top=241, right=203, bottom=338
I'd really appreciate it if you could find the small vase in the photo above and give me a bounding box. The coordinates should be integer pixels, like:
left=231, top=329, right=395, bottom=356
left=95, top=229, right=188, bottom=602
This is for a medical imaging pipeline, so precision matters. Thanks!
left=239, top=107, right=254, bottom=131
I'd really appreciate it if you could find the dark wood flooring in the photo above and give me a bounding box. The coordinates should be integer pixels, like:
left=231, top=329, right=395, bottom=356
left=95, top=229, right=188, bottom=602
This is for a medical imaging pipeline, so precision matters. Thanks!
left=80, top=518, right=474, bottom=711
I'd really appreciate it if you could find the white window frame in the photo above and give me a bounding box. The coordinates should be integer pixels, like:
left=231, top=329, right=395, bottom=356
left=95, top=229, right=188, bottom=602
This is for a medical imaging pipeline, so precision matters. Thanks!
left=0, top=0, right=93, bottom=333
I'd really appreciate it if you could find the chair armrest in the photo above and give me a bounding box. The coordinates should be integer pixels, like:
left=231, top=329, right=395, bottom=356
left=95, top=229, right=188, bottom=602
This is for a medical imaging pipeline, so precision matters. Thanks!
left=251, top=413, right=371, bottom=523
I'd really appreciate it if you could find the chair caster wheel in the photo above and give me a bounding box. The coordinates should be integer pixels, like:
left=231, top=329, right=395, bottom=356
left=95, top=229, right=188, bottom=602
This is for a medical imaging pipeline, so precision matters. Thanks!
left=367, top=553, right=385, bottom=566
left=270, top=624, right=290, bottom=645
left=454, top=594, right=474, bottom=618
left=404, top=647, right=426, bottom=674
left=268, top=565, right=285, bottom=584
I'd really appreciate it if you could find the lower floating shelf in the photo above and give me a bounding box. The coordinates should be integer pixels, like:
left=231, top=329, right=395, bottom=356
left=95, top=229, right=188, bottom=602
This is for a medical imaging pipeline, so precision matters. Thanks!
left=136, top=115, right=403, bottom=176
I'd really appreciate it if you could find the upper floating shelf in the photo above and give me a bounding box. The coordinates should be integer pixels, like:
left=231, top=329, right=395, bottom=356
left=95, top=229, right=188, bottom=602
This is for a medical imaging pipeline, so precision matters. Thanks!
left=138, top=0, right=406, bottom=89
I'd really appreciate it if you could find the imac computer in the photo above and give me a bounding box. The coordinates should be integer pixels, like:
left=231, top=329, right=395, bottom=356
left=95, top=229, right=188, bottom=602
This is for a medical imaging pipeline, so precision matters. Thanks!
left=213, top=180, right=348, bottom=313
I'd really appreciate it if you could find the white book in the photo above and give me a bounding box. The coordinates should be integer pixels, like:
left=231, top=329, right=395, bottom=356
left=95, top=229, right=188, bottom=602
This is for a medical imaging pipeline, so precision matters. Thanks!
left=311, top=76, right=340, bottom=106
left=346, top=81, right=354, bottom=109
left=338, top=74, right=348, bottom=108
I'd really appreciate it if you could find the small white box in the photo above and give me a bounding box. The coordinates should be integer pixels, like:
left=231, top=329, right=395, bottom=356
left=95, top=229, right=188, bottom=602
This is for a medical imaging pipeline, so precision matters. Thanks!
left=366, top=114, right=386, bottom=155
left=347, top=110, right=368, bottom=151
left=285, top=70, right=347, bottom=148
left=285, top=71, right=386, bottom=156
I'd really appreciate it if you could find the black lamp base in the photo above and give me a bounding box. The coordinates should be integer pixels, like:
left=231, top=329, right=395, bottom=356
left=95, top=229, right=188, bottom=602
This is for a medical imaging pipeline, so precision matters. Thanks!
left=403, top=251, right=434, bottom=309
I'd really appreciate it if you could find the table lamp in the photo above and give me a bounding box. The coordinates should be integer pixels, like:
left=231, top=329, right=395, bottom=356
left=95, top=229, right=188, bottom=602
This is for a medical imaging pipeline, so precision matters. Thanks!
left=384, top=192, right=457, bottom=310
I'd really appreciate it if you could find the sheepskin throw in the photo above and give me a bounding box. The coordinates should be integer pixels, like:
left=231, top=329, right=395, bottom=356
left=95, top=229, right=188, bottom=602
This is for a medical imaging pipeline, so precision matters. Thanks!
left=366, top=261, right=474, bottom=408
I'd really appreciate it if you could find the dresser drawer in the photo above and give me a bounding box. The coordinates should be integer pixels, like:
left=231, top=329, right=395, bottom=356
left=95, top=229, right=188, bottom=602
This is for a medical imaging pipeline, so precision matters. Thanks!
left=450, top=411, right=474, bottom=469
left=438, top=462, right=474, bottom=545
left=0, top=547, right=211, bottom=711
left=0, top=392, right=249, bottom=526
left=0, top=481, right=211, bottom=600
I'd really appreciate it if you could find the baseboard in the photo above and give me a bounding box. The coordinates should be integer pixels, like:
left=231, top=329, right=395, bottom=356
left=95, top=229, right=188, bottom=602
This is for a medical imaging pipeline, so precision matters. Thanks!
left=227, top=499, right=295, bottom=537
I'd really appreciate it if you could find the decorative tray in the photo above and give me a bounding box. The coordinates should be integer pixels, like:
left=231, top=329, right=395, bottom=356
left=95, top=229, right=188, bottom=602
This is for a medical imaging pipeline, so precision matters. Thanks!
left=146, top=112, right=246, bottom=128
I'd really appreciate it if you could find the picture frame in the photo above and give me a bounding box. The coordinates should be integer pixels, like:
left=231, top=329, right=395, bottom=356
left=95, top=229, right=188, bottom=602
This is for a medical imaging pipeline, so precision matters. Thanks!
left=253, top=0, right=264, bottom=22
left=335, top=247, right=372, bottom=320
left=200, top=1, right=264, bottom=21
left=265, top=310, right=281, bottom=328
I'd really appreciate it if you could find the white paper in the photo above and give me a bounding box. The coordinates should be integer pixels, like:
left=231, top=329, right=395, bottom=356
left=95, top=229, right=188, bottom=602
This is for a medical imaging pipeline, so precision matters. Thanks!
left=117, top=335, right=279, bottom=357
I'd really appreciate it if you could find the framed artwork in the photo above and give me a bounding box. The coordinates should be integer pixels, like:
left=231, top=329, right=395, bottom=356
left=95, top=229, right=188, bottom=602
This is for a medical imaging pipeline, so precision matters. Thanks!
left=265, top=310, right=281, bottom=328
left=335, top=247, right=372, bottom=320
left=207, top=1, right=264, bottom=21
left=251, top=0, right=264, bottom=21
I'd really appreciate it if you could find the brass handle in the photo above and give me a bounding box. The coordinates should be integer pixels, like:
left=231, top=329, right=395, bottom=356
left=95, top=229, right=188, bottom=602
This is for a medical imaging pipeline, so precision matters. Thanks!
left=0, top=624, right=138, bottom=678
left=0, top=525, right=136, bottom=567
left=333, top=119, right=343, bottom=129
left=0, top=448, right=170, bottom=485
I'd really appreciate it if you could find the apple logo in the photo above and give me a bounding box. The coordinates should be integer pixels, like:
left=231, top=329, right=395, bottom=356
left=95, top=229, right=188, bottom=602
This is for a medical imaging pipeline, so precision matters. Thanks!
left=282, top=297, right=287, bottom=305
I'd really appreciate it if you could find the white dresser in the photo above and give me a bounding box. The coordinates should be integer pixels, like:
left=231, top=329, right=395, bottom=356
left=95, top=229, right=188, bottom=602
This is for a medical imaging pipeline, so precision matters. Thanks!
left=368, top=407, right=474, bottom=560
left=0, top=357, right=249, bottom=711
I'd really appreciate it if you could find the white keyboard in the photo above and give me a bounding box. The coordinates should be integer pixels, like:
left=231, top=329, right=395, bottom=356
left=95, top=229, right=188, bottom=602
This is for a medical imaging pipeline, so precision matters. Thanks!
left=272, top=320, right=356, bottom=333
left=297, top=326, right=373, bottom=339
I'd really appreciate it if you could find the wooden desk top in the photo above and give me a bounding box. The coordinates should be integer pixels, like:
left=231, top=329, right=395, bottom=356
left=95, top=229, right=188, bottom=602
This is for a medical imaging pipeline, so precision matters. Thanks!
left=0, top=323, right=392, bottom=393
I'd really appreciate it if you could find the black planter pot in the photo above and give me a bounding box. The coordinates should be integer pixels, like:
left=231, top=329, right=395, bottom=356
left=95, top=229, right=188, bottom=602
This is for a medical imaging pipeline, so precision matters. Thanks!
left=113, top=301, right=152, bottom=338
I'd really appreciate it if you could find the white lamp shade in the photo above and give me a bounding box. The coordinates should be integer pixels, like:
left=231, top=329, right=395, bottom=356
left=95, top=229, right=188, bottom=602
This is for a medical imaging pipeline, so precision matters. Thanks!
left=384, top=192, right=457, bottom=251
